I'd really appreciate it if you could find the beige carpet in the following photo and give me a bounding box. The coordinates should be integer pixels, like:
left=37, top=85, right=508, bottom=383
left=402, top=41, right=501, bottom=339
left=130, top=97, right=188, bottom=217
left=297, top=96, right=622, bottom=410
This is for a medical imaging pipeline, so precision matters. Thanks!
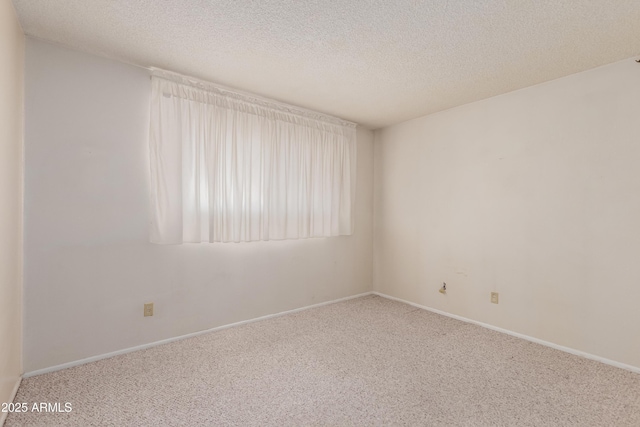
left=7, top=295, right=640, bottom=426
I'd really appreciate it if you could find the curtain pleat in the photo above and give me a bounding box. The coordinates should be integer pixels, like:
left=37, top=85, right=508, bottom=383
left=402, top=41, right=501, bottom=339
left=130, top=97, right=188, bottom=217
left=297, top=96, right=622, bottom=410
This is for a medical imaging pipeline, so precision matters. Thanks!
left=149, top=72, right=357, bottom=244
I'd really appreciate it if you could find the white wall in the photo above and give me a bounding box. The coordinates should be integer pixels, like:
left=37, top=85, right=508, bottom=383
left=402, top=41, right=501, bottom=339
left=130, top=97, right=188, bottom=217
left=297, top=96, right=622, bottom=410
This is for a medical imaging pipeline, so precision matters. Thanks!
left=0, top=0, right=24, bottom=411
left=24, top=39, right=374, bottom=373
left=374, top=57, right=640, bottom=369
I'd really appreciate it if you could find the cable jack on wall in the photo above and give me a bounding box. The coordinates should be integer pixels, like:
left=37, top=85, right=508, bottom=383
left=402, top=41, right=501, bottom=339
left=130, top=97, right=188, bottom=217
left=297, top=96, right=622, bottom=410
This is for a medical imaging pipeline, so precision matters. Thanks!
left=439, top=282, right=447, bottom=294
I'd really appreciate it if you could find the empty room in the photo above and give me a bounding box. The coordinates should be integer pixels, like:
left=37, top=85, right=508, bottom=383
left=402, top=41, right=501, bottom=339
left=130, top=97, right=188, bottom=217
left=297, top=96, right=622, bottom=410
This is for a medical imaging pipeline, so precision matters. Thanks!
left=1, top=0, right=640, bottom=425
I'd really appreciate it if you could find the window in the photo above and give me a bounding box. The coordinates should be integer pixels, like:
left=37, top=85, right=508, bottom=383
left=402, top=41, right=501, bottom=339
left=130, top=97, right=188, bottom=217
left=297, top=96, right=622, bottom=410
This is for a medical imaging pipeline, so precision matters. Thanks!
left=148, top=70, right=357, bottom=243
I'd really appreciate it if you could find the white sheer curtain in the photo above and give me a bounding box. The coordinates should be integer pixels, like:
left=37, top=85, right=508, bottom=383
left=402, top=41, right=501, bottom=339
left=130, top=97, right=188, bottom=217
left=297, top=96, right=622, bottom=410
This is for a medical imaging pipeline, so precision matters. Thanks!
left=148, top=70, right=357, bottom=244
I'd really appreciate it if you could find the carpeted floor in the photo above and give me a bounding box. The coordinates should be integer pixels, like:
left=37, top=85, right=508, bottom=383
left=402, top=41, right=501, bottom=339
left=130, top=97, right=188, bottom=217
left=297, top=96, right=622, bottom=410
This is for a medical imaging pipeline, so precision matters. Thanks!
left=7, top=295, right=640, bottom=426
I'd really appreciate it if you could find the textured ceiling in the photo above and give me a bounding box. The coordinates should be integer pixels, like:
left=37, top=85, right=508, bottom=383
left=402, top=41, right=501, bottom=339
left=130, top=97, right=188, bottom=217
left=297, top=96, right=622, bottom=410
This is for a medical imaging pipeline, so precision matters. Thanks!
left=12, top=0, right=640, bottom=129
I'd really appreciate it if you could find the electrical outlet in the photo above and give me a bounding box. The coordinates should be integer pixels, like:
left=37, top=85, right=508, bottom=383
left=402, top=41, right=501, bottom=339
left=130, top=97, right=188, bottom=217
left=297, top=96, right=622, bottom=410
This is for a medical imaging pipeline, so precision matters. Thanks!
left=144, top=303, right=154, bottom=317
left=439, top=282, right=447, bottom=294
left=491, top=292, right=499, bottom=304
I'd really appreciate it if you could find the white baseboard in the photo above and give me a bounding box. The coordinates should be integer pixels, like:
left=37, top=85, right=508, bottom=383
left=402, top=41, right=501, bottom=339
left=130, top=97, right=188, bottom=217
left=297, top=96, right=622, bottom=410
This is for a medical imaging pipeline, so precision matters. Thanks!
left=25, top=290, right=638, bottom=379
left=373, top=291, right=640, bottom=375
left=24, top=291, right=374, bottom=378
left=0, top=376, right=22, bottom=427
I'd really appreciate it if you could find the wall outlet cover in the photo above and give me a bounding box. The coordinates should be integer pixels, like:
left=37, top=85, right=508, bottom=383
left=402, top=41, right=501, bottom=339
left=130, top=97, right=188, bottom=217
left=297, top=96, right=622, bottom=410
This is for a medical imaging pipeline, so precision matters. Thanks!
left=491, top=292, right=499, bottom=304
left=144, top=303, right=154, bottom=317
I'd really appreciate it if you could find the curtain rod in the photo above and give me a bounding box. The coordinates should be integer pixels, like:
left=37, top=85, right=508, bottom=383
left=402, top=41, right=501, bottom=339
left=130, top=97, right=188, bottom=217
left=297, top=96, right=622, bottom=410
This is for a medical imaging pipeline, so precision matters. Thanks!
left=149, top=67, right=357, bottom=128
